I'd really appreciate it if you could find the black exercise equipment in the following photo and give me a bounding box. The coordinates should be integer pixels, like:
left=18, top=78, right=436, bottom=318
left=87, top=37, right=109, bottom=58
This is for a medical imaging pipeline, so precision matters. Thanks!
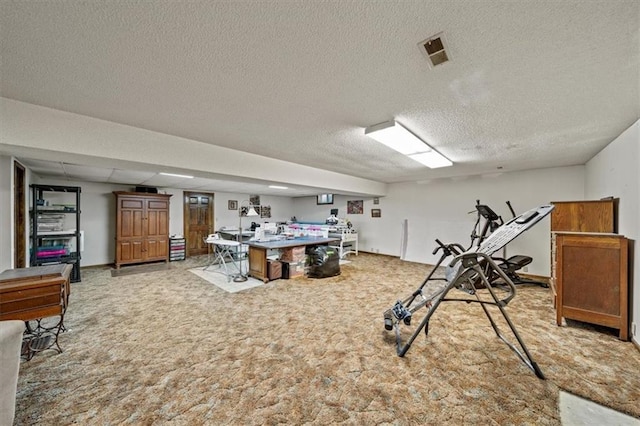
left=383, top=204, right=554, bottom=378
left=470, top=200, right=548, bottom=288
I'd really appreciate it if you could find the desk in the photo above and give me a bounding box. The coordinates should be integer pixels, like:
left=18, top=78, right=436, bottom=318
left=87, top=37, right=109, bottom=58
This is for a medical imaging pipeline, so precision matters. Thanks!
left=205, top=238, right=248, bottom=281
left=247, top=237, right=339, bottom=282
left=0, top=264, right=72, bottom=359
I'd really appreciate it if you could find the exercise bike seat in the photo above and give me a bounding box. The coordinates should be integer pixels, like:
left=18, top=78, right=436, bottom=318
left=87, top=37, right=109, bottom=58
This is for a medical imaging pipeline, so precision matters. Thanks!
left=499, top=255, right=532, bottom=272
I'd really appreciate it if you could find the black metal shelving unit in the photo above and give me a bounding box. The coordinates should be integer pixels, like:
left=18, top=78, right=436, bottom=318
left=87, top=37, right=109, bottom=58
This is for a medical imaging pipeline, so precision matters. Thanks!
left=30, top=184, right=81, bottom=282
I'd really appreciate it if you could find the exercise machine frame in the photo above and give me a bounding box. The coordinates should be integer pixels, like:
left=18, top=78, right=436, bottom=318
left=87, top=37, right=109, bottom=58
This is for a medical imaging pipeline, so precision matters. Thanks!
left=384, top=204, right=554, bottom=379
left=471, top=200, right=548, bottom=288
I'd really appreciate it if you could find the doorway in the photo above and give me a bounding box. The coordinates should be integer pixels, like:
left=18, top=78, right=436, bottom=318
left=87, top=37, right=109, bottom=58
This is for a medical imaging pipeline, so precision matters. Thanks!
left=183, top=192, right=214, bottom=257
left=13, top=161, right=26, bottom=268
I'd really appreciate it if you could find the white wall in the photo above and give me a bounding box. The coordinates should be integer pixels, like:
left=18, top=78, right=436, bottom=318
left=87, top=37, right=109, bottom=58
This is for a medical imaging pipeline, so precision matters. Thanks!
left=164, top=188, right=185, bottom=237
left=292, top=194, right=360, bottom=224
left=0, top=155, right=13, bottom=271
left=211, top=193, right=294, bottom=232
left=293, top=166, right=585, bottom=276
left=585, top=119, right=639, bottom=344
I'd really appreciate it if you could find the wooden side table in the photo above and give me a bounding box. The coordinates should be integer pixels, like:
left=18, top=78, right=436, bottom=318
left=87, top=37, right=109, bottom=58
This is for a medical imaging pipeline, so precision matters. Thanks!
left=0, top=264, right=72, bottom=359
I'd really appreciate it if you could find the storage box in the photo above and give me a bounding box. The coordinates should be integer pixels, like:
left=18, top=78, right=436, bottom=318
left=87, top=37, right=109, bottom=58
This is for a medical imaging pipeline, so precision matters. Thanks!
left=268, top=260, right=282, bottom=280
left=282, top=261, right=305, bottom=279
left=279, top=246, right=306, bottom=263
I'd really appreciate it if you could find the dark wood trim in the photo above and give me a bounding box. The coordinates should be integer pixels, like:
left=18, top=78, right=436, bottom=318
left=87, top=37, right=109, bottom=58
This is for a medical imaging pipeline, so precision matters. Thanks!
left=13, top=161, right=26, bottom=268
left=183, top=191, right=214, bottom=257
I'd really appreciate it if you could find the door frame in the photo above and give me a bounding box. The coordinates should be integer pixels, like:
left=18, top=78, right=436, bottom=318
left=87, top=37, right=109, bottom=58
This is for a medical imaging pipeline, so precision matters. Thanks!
left=183, top=191, right=215, bottom=257
left=13, top=161, right=26, bottom=268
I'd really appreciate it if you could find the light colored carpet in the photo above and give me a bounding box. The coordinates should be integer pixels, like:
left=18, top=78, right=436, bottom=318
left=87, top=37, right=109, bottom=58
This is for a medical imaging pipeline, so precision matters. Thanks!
left=110, top=262, right=173, bottom=277
left=189, top=267, right=264, bottom=293
left=13, top=253, right=640, bottom=424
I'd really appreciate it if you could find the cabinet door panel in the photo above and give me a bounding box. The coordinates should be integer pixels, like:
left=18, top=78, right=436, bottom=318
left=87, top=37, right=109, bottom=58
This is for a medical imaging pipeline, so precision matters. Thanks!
left=146, top=237, right=169, bottom=259
left=114, top=192, right=171, bottom=267
left=118, top=240, right=144, bottom=262
left=561, top=245, right=620, bottom=315
left=148, top=200, right=169, bottom=210
left=248, top=247, right=267, bottom=281
left=121, top=199, right=144, bottom=210
left=146, top=209, right=168, bottom=237
left=120, top=209, right=144, bottom=238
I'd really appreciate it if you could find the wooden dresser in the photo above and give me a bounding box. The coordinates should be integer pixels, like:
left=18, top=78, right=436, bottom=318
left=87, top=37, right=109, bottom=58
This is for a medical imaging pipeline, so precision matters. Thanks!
left=114, top=192, right=172, bottom=269
left=0, top=264, right=73, bottom=358
left=550, top=199, right=629, bottom=340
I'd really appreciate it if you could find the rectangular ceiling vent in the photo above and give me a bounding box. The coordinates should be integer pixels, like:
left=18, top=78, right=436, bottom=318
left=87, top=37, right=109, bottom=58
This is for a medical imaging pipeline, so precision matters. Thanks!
left=418, top=32, right=450, bottom=68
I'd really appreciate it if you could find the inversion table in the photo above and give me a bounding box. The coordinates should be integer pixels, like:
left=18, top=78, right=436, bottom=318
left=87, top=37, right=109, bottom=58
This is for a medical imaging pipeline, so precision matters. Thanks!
left=383, top=204, right=554, bottom=379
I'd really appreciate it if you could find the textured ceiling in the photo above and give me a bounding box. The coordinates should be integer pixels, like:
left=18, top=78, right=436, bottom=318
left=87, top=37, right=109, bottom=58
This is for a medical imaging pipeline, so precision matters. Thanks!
left=1, top=1, right=639, bottom=195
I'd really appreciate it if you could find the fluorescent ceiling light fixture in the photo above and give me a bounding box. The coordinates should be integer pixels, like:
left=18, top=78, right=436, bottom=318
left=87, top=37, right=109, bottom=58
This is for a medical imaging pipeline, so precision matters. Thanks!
left=268, top=185, right=288, bottom=189
left=159, top=172, right=194, bottom=179
left=364, top=120, right=452, bottom=168
left=409, top=152, right=453, bottom=168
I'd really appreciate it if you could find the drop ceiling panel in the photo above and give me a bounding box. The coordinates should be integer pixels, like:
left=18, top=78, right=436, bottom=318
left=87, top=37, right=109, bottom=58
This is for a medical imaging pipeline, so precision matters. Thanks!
left=19, top=159, right=64, bottom=173
left=108, top=169, right=157, bottom=184
left=62, top=163, right=113, bottom=179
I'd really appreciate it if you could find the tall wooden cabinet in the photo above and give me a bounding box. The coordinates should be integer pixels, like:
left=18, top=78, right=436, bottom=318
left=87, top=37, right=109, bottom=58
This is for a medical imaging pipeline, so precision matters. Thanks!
left=114, top=192, right=172, bottom=269
left=550, top=199, right=630, bottom=340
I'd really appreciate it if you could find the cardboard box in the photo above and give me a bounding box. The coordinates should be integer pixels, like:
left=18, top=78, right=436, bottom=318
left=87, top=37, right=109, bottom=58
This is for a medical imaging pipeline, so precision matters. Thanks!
left=282, top=261, right=305, bottom=279
left=280, top=246, right=306, bottom=263
left=268, top=260, right=282, bottom=280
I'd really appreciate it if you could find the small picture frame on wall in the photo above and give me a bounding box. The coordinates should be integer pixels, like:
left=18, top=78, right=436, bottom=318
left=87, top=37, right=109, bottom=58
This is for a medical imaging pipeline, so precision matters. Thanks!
left=228, top=200, right=238, bottom=210
left=373, top=197, right=380, bottom=205
left=371, top=208, right=381, bottom=218
left=347, top=200, right=364, bottom=214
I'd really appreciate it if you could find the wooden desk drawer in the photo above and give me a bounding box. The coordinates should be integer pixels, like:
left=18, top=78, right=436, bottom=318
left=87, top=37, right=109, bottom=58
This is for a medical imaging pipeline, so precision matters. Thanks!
left=0, top=282, right=63, bottom=321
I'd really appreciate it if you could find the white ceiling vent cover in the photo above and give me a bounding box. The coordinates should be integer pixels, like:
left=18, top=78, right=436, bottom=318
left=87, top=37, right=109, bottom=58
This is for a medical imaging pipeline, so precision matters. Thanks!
left=418, top=33, right=450, bottom=68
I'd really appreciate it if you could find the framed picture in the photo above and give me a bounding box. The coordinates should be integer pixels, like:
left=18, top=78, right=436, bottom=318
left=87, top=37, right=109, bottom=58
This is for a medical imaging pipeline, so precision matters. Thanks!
left=250, top=195, right=260, bottom=207
left=260, top=205, right=271, bottom=218
left=373, top=197, right=380, bottom=205
left=228, top=200, right=238, bottom=210
left=371, top=208, right=381, bottom=218
left=317, top=193, right=334, bottom=205
left=347, top=200, right=363, bottom=214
